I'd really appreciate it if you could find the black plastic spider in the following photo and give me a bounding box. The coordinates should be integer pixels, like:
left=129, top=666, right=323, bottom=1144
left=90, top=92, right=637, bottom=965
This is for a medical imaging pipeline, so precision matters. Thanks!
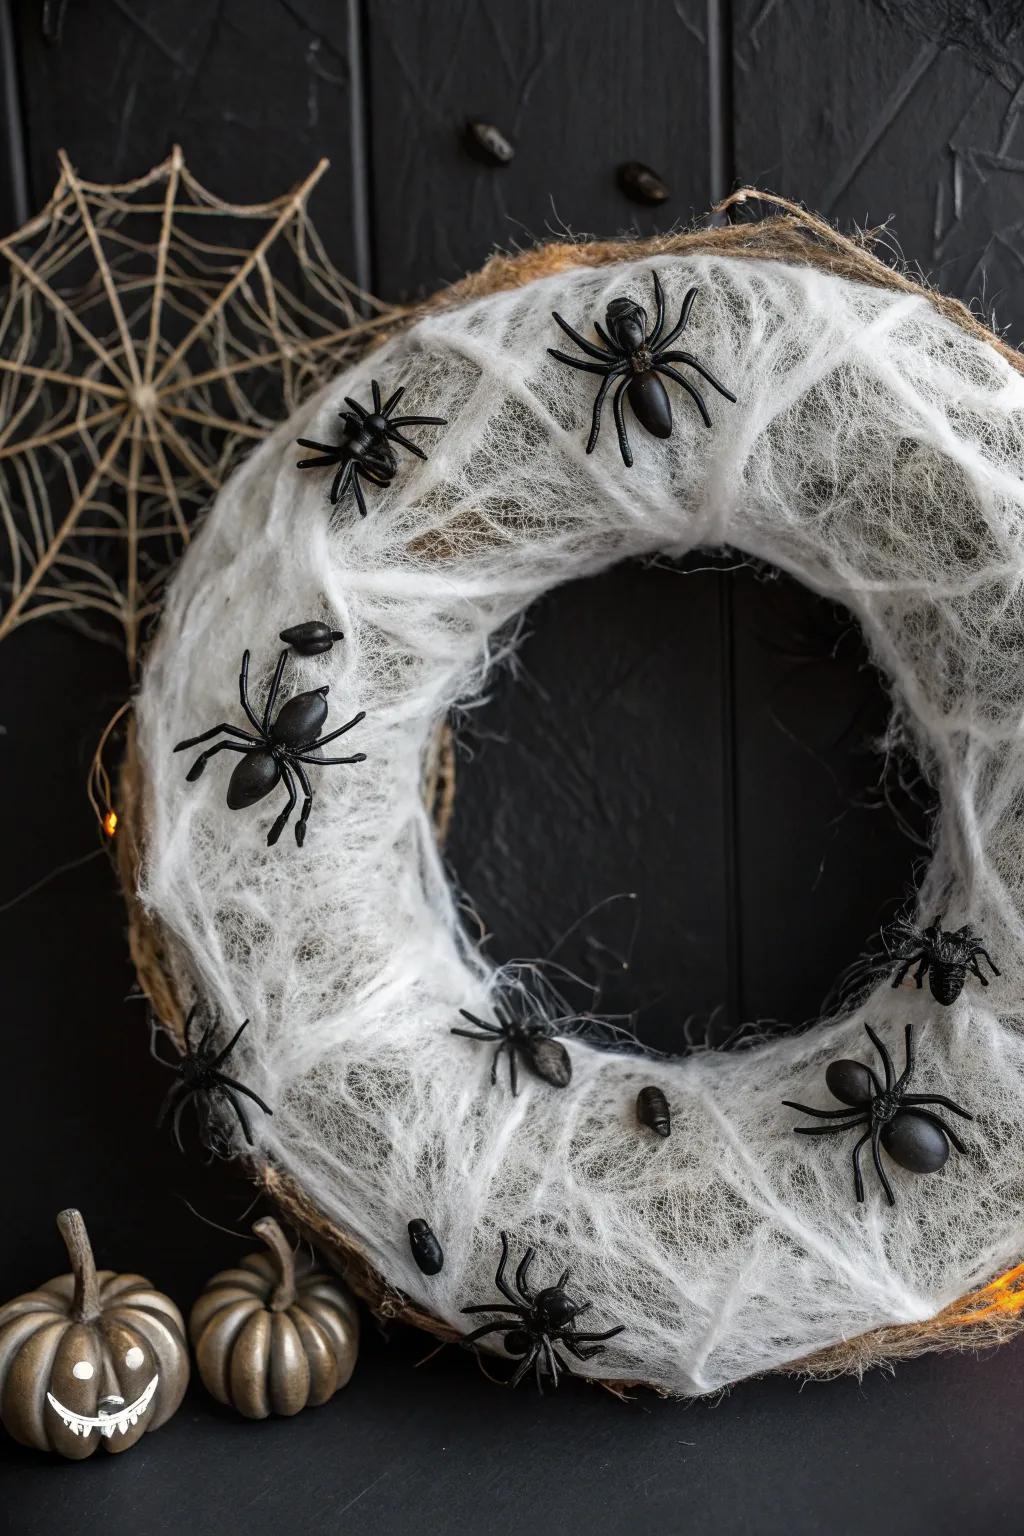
left=151, top=1006, right=272, bottom=1153
left=548, top=269, right=736, bottom=466
left=784, top=1023, right=972, bottom=1206
left=451, top=1003, right=572, bottom=1094
left=174, top=648, right=366, bottom=848
left=295, top=378, right=447, bottom=516
left=461, top=1231, right=624, bottom=1392
left=886, top=915, right=1000, bottom=1005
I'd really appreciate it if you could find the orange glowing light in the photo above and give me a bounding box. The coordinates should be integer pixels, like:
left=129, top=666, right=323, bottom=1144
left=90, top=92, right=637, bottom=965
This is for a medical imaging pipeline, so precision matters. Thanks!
left=950, top=1260, right=1024, bottom=1325
left=102, top=809, right=118, bottom=838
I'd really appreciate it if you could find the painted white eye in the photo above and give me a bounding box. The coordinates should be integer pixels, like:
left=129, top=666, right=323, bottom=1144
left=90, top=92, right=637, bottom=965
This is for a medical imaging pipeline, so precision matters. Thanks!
left=72, top=1360, right=94, bottom=1380
left=124, top=1346, right=144, bottom=1370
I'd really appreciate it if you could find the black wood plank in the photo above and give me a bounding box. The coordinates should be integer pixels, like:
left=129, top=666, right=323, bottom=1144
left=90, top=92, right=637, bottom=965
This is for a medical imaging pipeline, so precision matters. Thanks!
left=12, top=0, right=361, bottom=271
left=0, top=0, right=28, bottom=234
left=365, top=0, right=732, bottom=1049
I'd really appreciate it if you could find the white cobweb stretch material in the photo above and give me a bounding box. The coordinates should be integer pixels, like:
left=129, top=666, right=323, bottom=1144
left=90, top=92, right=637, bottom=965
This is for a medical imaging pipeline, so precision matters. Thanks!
left=136, top=252, right=1024, bottom=1395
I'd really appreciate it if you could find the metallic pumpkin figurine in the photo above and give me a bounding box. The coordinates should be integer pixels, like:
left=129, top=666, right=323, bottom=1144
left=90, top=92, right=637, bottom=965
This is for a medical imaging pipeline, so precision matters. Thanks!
left=548, top=269, right=736, bottom=466
left=784, top=1022, right=973, bottom=1206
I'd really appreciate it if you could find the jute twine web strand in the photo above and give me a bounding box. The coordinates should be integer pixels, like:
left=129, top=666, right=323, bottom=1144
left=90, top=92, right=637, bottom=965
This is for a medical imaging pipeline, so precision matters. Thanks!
left=120, top=189, right=1024, bottom=1388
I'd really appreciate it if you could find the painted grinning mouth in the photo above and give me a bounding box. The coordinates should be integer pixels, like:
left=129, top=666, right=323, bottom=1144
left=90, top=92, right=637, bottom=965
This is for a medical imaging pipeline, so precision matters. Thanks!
left=46, top=1373, right=159, bottom=1439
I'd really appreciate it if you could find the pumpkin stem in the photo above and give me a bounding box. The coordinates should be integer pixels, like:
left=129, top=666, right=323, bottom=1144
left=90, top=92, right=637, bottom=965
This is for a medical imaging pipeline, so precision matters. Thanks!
left=56, top=1208, right=101, bottom=1321
left=254, top=1217, right=297, bottom=1310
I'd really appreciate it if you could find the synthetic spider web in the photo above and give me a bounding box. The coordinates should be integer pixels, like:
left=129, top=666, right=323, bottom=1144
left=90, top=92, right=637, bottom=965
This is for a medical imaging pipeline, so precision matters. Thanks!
left=0, top=148, right=394, bottom=671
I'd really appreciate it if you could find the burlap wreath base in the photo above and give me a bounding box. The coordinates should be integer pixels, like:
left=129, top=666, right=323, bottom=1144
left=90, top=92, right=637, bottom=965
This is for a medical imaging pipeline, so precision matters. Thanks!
left=120, top=195, right=1024, bottom=1393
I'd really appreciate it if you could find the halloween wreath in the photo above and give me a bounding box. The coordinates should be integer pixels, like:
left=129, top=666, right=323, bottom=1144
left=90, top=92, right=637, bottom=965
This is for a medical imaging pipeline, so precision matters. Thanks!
left=124, top=198, right=1024, bottom=1396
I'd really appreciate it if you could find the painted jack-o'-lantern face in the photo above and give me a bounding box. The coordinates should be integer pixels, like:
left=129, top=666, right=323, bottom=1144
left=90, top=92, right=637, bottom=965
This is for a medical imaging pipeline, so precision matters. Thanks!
left=0, top=1210, right=189, bottom=1458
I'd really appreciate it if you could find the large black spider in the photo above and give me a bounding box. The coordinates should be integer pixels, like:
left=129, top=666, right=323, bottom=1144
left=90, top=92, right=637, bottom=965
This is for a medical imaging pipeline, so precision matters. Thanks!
left=784, top=1023, right=972, bottom=1206
left=548, top=269, right=736, bottom=466
left=886, top=915, right=1000, bottom=1005
left=295, top=378, right=447, bottom=516
left=151, top=1006, right=272, bottom=1154
left=461, top=1231, right=624, bottom=1393
left=174, top=648, right=365, bottom=848
left=451, top=1003, right=572, bottom=1094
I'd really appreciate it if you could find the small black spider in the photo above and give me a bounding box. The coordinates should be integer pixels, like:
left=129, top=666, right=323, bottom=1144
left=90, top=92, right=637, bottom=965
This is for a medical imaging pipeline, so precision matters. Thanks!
left=886, top=915, right=1000, bottom=1005
left=784, top=1023, right=972, bottom=1206
left=461, top=1231, right=624, bottom=1392
left=295, top=378, right=447, bottom=516
left=174, top=648, right=366, bottom=848
left=151, top=1006, right=272, bottom=1153
left=548, top=269, right=736, bottom=466
left=451, top=1003, right=572, bottom=1094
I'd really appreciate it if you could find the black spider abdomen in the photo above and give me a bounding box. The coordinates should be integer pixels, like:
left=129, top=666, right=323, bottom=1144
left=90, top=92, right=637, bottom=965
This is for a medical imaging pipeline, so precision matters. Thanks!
left=881, top=1112, right=950, bottom=1174
left=825, top=1059, right=874, bottom=1107
left=227, top=751, right=281, bottom=808
left=503, top=1328, right=532, bottom=1356
left=627, top=370, right=672, bottom=438
left=929, top=964, right=966, bottom=1006
left=273, top=688, right=329, bottom=746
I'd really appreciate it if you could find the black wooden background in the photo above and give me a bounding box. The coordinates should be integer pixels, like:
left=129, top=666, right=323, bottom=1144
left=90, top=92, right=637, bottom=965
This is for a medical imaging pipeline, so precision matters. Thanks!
left=3, top=4, right=1024, bottom=1532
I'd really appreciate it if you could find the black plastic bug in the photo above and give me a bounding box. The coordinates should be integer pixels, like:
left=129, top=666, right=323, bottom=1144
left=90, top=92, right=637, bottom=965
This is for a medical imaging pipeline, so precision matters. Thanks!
left=279, top=620, right=344, bottom=655
left=783, top=1023, right=972, bottom=1206
left=408, top=1219, right=444, bottom=1276
left=451, top=1004, right=572, bottom=1094
left=886, top=915, right=1000, bottom=1005
left=636, top=1085, right=671, bottom=1138
left=151, top=1007, right=272, bottom=1154
left=174, top=649, right=366, bottom=848
left=295, top=379, right=447, bottom=517
left=460, top=1231, right=624, bottom=1392
left=548, top=270, right=735, bottom=466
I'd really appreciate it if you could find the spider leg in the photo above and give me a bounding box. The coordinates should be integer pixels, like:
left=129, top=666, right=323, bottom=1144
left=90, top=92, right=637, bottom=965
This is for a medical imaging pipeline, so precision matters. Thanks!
left=460, top=1320, right=519, bottom=1347
left=901, top=1093, right=973, bottom=1121
left=182, top=740, right=254, bottom=781
left=510, top=1342, right=541, bottom=1390
left=296, top=437, right=338, bottom=457
left=286, top=758, right=314, bottom=848
left=237, top=649, right=265, bottom=735
left=330, top=462, right=354, bottom=506
left=266, top=761, right=298, bottom=846
left=169, top=1089, right=194, bottom=1155
left=571, top=1323, right=624, bottom=1344
left=551, top=311, right=618, bottom=360
left=654, top=350, right=737, bottom=402
left=891, top=957, right=916, bottom=987
left=851, top=1128, right=871, bottom=1202
left=783, top=1100, right=868, bottom=1119
left=305, top=710, right=366, bottom=748
left=585, top=364, right=628, bottom=454
left=974, top=947, right=1000, bottom=977
left=492, top=1041, right=507, bottom=1087
left=216, top=1074, right=273, bottom=1116
left=458, top=1011, right=503, bottom=1033
left=543, top=1337, right=564, bottom=1388
left=292, top=750, right=366, bottom=767
left=866, top=1025, right=895, bottom=1091
left=593, top=320, right=615, bottom=350
left=261, top=649, right=289, bottom=733
left=388, top=413, right=448, bottom=428
left=174, top=723, right=260, bottom=751
left=508, top=1043, right=519, bottom=1096
left=902, top=1107, right=971, bottom=1154
left=296, top=452, right=342, bottom=470
left=450, top=1027, right=500, bottom=1042
left=515, top=1247, right=536, bottom=1301
left=183, top=1003, right=200, bottom=1051
left=912, top=957, right=928, bottom=988
left=562, top=1300, right=592, bottom=1325
left=793, top=1120, right=869, bottom=1136
left=871, top=1125, right=896, bottom=1206
left=383, top=426, right=428, bottom=460
left=895, top=1023, right=914, bottom=1092
left=495, top=1231, right=518, bottom=1303
left=220, top=1086, right=254, bottom=1146
left=656, top=285, right=698, bottom=351
left=344, top=394, right=370, bottom=418
left=195, top=1021, right=216, bottom=1058
left=554, top=1268, right=570, bottom=1290
left=647, top=269, right=665, bottom=346
left=547, top=348, right=617, bottom=375
left=535, top=1348, right=548, bottom=1394
left=563, top=1339, right=605, bottom=1362
left=654, top=364, right=711, bottom=428
left=352, top=467, right=370, bottom=518
left=210, top=1017, right=250, bottom=1069
left=372, top=380, right=384, bottom=412
left=156, top=1079, right=183, bottom=1131
left=968, top=959, right=990, bottom=986
left=611, top=375, right=633, bottom=466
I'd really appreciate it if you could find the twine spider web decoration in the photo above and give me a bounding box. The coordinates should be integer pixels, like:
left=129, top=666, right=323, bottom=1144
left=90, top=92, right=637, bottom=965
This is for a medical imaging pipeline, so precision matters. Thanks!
left=0, top=148, right=394, bottom=671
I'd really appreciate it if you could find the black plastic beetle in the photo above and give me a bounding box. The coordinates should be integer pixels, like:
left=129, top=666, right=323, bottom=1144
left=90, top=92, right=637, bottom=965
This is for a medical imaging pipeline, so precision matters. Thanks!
left=886, top=915, right=1000, bottom=1005
left=460, top=1231, right=624, bottom=1392
left=784, top=1022, right=972, bottom=1205
left=548, top=270, right=736, bottom=466
left=295, top=379, right=447, bottom=516
left=408, top=1219, right=444, bottom=1276
left=174, top=649, right=366, bottom=847
left=280, top=619, right=344, bottom=655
